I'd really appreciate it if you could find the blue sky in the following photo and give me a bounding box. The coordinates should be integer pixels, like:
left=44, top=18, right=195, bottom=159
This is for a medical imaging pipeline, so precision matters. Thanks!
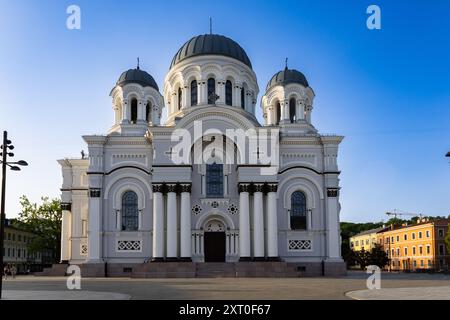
left=0, top=0, right=449, bottom=222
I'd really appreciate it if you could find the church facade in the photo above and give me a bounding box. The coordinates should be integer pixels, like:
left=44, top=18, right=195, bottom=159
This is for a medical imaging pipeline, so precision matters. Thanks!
left=58, top=34, right=345, bottom=276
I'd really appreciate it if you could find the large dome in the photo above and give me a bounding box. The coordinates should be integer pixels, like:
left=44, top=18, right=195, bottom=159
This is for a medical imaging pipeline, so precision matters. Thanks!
left=266, top=68, right=309, bottom=91
left=170, top=34, right=252, bottom=69
left=116, top=67, right=159, bottom=91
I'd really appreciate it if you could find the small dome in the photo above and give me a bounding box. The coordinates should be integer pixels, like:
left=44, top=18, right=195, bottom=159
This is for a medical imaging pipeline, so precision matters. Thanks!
left=266, top=68, right=309, bottom=91
left=116, top=68, right=159, bottom=91
left=170, top=34, right=252, bottom=69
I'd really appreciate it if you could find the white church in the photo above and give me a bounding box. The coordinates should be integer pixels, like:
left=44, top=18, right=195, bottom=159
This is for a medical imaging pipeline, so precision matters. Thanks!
left=57, top=33, right=345, bottom=277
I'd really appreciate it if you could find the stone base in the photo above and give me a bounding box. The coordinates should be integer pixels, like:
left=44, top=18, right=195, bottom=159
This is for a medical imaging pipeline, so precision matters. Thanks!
left=79, top=263, right=106, bottom=278
left=324, top=260, right=347, bottom=277
left=34, top=263, right=68, bottom=276
left=287, top=260, right=347, bottom=277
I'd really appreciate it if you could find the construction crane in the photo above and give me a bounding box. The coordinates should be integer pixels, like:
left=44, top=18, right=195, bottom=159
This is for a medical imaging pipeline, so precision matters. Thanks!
left=386, top=209, right=425, bottom=220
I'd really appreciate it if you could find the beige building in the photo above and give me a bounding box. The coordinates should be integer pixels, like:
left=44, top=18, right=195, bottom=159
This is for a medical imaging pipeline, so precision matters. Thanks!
left=350, top=227, right=386, bottom=252
left=2, top=219, right=43, bottom=273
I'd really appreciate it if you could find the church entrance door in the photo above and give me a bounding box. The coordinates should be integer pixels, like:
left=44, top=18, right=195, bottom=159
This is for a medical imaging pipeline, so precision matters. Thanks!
left=204, top=232, right=226, bottom=262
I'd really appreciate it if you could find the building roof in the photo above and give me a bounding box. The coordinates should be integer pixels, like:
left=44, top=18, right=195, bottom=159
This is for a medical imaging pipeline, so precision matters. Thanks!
left=116, top=67, right=159, bottom=91
left=382, top=218, right=450, bottom=233
left=266, top=67, right=309, bottom=91
left=353, top=227, right=387, bottom=238
left=170, top=34, right=252, bottom=69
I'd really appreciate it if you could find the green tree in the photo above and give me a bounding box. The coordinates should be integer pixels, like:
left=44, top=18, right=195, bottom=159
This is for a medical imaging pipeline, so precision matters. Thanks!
left=13, top=195, right=62, bottom=263
left=445, top=224, right=450, bottom=254
left=368, top=243, right=390, bottom=269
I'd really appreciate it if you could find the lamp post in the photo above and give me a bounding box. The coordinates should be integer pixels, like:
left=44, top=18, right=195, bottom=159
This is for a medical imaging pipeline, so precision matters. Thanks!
left=0, top=131, right=28, bottom=299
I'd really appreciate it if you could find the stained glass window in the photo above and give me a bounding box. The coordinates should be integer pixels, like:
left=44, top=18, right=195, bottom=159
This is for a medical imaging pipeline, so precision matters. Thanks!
left=122, top=191, right=138, bottom=231
left=206, top=163, right=223, bottom=197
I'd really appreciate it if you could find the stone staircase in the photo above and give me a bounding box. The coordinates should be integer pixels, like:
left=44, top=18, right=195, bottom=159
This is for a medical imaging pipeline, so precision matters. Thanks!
left=34, top=261, right=301, bottom=278
left=196, top=263, right=236, bottom=277
left=34, top=263, right=68, bottom=276
left=132, top=262, right=196, bottom=278
left=132, top=262, right=299, bottom=278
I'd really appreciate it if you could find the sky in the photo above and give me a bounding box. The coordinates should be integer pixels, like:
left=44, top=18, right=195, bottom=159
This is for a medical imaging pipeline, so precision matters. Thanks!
left=0, top=0, right=449, bottom=223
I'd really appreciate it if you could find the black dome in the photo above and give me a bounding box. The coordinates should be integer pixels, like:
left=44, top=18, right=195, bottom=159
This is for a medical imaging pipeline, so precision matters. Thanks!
left=266, top=68, right=309, bottom=91
left=170, top=34, right=252, bottom=69
left=116, top=68, right=159, bottom=91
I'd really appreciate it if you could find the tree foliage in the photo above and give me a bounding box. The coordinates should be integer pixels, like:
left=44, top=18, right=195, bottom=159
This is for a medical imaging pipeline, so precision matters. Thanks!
left=350, top=244, right=389, bottom=270
left=340, top=221, right=384, bottom=265
left=12, top=195, right=62, bottom=263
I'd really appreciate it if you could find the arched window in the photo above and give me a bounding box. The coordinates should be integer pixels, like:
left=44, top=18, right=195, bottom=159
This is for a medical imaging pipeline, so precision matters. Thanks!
left=290, top=191, right=307, bottom=230
left=241, top=87, right=245, bottom=109
left=225, top=80, right=232, bottom=106
left=177, top=87, right=182, bottom=110
left=275, top=102, right=281, bottom=125
left=191, top=80, right=198, bottom=106
left=207, top=78, right=216, bottom=104
left=122, top=191, right=138, bottom=231
left=146, top=101, right=151, bottom=123
left=206, top=163, right=223, bottom=197
left=289, top=98, right=296, bottom=123
left=130, top=98, right=138, bottom=123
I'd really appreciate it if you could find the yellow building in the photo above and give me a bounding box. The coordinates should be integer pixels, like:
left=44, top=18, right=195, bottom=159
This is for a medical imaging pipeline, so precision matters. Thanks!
left=350, top=227, right=386, bottom=252
left=377, top=219, right=450, bottom=271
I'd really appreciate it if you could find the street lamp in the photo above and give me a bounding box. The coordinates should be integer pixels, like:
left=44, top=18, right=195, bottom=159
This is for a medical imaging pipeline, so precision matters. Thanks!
left=0, top=131, right=28, bottom=299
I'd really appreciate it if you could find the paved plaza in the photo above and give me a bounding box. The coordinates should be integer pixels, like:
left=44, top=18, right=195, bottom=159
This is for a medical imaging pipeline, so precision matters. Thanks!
left=1, top=271, right=450, bottom=300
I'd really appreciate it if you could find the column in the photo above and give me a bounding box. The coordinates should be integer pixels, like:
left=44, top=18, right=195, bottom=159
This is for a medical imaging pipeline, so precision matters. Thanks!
left=60, top=203, right=72, bottom=262
left=182, top=85, right=189, bottom=109
left=116, top=209, right=121, bottom=230
left=279, top=100, right=287, bottom=124
left=152, top=184, right=164, bottom=261
left=121, top=99, right=129, bottom=124
left=87, top=187, right=102, bottom=263
left=180, top=184, right=192, bottom=261
left=253, top=184, right=265, bottom=260
left=266, top=184, right=279, bottom=259
left=166, top=184, right=178, bottom=259
left=266, top=107, right=273, bottom=126
left=326, top=188, right=341, bottom=259
left=217, top=80, right=225, bottom=105
left=198, top=80, right=206, bottom=105
left=306, top=105, right=312, bottom=123
left=137, top=99, right=145, bottom=123
left=234, top=85, right=242, bottom=108
left=238, top=184, right=251, bottom=261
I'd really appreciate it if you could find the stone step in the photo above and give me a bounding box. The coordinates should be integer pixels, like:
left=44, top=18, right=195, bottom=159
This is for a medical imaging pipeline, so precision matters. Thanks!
left=34, top=263, right=68, bottom=276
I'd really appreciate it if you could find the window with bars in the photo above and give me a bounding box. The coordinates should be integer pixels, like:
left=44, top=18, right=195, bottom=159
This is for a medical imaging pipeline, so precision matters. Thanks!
left=206, top=163, right=223, bottom=198
left=225, top=80, right=232, bottom=106
left=130, top=98, right=138, bottom=123
left=121, top=191, right=138, bottom=231
left=290, top=191, right=307, bottom=230
left=191, top=80, right=198, bottom=106
left=289, top=98, right=296, bottom=123
left=207, top=78, right=216, bottom=104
